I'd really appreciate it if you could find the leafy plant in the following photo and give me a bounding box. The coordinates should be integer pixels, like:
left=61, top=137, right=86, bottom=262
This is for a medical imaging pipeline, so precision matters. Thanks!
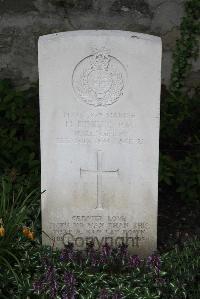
left=1, top=238, right=199, bottom=298
left=0, top=79, right=40, bottom=188
left=170, top=0, right=200, bottom=94
left=0, top=177, right=40, bottom=287
left=159, top=0, right=200, bottom=202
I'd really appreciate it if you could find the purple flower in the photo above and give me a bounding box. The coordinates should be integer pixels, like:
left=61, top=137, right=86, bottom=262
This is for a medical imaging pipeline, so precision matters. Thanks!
left=112, top=291, right=123, bottom=299
left=61, top=289, right=68, bottom=299
left=102, top=243, right=112, bottom=258
left=33, top=262, right=58, bottom=297
left=62, top=271, right=76, bottom=299
left=60, top=242, right=75, bottom=262
left=147, top=253, right=161, bottom=272
left=50, top=277, right=58, bottom=298
left=33, top=278, right=44, bottom=294
left=118, top=242, right=128, bottom=258
left=64, top=271, right=76, bottom=286
left=129, top=255, right=141, bottom=268
left=45, top=265, right=54, bottom=281
left=45, top=265, right=58, bottom=298
left=86, top=241, right=99, bottom=266
left=51, top=272, right=58, bottom=297
left=98, top=288, right=109, bottom=299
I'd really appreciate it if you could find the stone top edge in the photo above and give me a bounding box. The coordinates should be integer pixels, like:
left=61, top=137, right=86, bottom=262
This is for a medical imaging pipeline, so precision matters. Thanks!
left=38, top=30, right=161, bottom=44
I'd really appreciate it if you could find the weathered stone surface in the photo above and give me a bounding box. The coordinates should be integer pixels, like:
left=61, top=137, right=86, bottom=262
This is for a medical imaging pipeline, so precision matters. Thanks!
left=162, top=27, right=181, bottom=51
left=151, top=1, right=184, bottom=33
left=186, top=71, right=200, bottom=88
left=111, top=0, right=151, bottom=16
left=161, top=51, right=173, bottom=86
left=0, top=29, right=14, bottom=53
left=39, top=30, right=162, bottom=256
left=0, top=0, right=37, bottom=13
left=51, top=0, right=93, bottom=10
left=0, top=0, right=198, bottom=87
left=147, top=0, right=184, bottom=8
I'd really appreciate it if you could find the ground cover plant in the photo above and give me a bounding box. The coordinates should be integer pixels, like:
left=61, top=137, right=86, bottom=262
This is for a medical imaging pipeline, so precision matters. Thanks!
left=0, top=0, right=199, bottom=298
left=0, top=239, right=199, bottom=298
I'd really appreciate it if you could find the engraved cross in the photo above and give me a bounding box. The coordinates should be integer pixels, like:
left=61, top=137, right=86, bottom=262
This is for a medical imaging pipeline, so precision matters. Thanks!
left=80, top=150, right=119, bottom=210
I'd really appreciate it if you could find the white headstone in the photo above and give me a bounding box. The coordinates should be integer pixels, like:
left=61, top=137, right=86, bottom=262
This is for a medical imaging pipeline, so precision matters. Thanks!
left=39, top=30, right=162, bottom=256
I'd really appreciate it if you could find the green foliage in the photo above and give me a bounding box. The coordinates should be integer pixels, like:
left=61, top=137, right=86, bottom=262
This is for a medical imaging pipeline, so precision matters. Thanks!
left=160, top=88, right=200, bottom=202
left=170, top=0, right=200, bottom=94
left=0, top=79, right=40, bottom=187
left=159, top=0, right=200, bottom=202
left=0, top=238, right=199, bottom=298
left=0, top=178, right=40, bottom=287
left=163, top=238, right=200, bottom=299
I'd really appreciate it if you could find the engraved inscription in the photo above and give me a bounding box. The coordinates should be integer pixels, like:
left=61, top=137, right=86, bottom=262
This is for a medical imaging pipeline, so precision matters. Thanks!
left=47, top=216, right=149, bottom=249
left=56, top=111, right=144, bottom=145
left=80, top=150, right=119, bottom=209
left=72, top=48, right=126, bottom=106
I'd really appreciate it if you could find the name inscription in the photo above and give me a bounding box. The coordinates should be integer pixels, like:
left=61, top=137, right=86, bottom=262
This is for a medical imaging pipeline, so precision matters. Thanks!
left=56, top=111, right=144, bottom=145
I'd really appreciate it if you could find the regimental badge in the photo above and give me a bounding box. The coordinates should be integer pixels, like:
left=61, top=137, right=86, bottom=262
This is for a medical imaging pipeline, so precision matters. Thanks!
left=72, top=48, right=126, bottom=107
